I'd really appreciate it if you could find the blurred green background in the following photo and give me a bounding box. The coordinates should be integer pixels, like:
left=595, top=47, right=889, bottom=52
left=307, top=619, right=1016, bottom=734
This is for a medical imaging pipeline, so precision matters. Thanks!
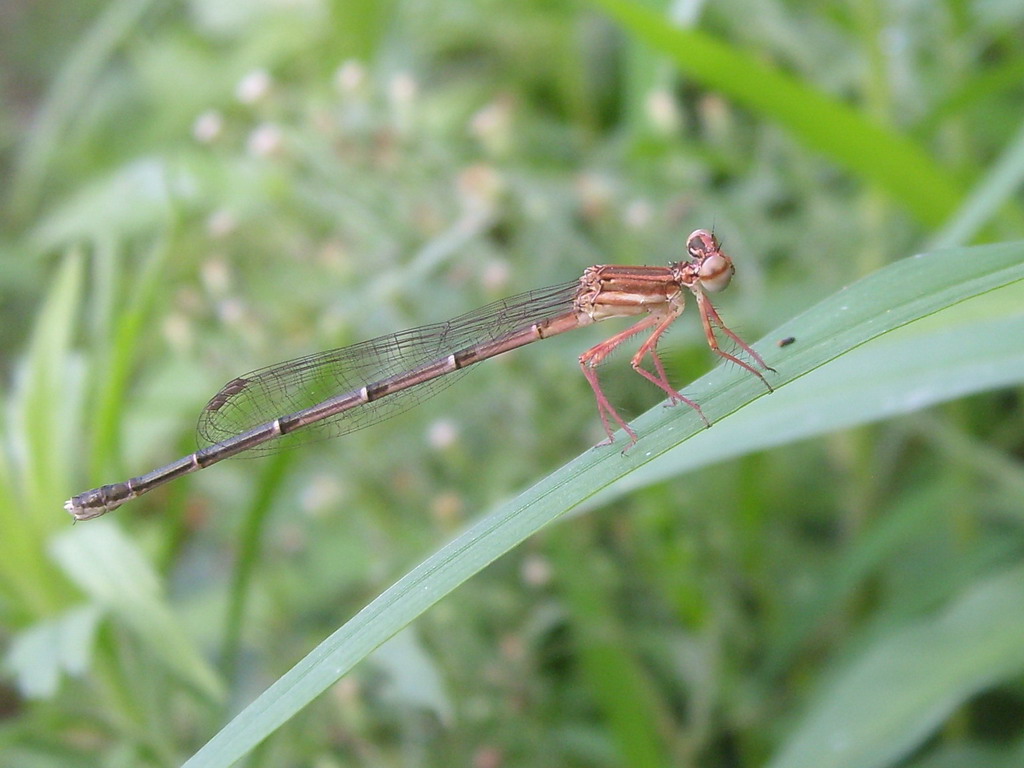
left=2, top=0, right=1024, bottom=766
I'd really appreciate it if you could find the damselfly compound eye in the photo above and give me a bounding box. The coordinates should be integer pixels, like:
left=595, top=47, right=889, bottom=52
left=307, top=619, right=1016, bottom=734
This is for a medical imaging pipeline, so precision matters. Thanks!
left=698, top=254, right=734, bottom=292
left=686, top=229, right=718, bottom=259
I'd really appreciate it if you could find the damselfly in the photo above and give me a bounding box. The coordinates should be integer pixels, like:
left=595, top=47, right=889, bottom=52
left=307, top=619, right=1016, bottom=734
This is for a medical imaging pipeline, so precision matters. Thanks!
left=65, top=229, right=772, bottom=520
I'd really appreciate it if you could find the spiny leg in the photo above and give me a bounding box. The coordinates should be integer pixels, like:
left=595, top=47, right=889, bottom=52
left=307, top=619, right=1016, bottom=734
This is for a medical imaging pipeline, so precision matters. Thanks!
left=580, top=363, right=637, bottom=445
left=579, top=315, right=666, bottom=445
left=628, top=310, right=711, bottom=427
left=695, top=291, right=774, bottom=390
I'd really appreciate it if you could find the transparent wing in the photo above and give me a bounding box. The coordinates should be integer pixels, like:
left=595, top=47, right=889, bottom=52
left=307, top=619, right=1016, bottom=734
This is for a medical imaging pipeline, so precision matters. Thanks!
left=196, top=280, right=581, bottom=455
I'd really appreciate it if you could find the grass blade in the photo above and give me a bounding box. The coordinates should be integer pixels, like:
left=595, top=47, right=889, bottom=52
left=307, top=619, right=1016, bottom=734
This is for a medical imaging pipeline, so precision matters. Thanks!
left=767, top=565, right=1024, bottom=768
left=588, top=0, right=963, bottom=226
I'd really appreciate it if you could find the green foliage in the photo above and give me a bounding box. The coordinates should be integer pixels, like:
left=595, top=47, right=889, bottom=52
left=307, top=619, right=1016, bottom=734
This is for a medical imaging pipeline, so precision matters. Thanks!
left=1, top=1, right=1023, bottom=767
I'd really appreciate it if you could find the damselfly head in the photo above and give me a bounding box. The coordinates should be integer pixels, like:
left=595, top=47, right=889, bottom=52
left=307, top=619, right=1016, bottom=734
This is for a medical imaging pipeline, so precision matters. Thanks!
left=686, top=228, right=734, bottom=293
